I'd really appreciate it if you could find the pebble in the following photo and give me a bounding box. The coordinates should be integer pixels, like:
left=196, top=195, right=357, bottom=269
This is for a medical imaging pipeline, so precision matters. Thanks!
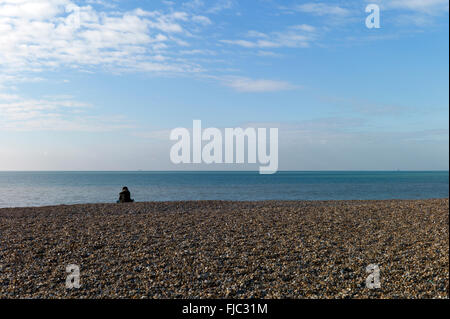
left=0, top=199, right=448, bottom=299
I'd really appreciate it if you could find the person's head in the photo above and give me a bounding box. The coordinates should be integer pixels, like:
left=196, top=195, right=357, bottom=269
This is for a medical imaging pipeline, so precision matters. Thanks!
left=122, top=186, right=128, bottom=191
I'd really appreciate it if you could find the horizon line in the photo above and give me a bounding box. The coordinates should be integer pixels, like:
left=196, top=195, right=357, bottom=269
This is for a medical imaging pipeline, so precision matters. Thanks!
left=0, top=170, right=448, bottom=173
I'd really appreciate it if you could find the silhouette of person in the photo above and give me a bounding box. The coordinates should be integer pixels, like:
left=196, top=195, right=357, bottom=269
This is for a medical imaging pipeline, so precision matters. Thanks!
left=117, top=186, right=134, bottom=203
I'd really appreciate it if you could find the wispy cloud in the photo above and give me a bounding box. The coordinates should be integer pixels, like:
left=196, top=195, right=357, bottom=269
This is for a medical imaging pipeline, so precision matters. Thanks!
left=220, top=24, right=317, bottom=49
left=182, top=0, right=204, bottom=10
left=84, top=0, right=117, bottom=9
left=207, top=0, right=234, bottom=14
left=383, top=0, right=449, bottom=14
left=0, top=93, right=131, bottom=132
left=182, top=0, right=234, bottom=14
left=222, top=77, right=299, bottom=93
left=369, top=0, right=449, bottom=26
left=0, top=93, right=21, bottom=100
left=293, top=2, right=351, bottom=16
left=192, top=15, right=212, bottom=25
left=131, top=129, right=173, bottom=141
left=243, top=120, right=448, bottom=146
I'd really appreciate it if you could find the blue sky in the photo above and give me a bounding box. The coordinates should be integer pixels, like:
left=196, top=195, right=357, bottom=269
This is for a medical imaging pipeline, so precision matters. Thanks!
left=0, top=0, right=448, bottom=170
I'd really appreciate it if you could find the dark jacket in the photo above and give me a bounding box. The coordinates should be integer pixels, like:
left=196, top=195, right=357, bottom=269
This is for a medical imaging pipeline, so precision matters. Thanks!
left=118, top=190, right=133, bottom=203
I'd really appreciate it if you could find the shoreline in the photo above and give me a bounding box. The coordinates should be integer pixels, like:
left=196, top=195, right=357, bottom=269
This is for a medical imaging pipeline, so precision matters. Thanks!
left=1, top=197, right=449, bottom=210
left=0, top=199, right=448, bottom=298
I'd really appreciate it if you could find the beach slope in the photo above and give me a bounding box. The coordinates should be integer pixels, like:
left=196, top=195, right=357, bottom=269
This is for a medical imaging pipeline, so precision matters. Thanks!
left=0, top=199, right=448, bottom=298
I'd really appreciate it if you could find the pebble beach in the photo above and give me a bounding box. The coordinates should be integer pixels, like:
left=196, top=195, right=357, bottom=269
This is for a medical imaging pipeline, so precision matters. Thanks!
left=0, top=199, right=448, bottom=299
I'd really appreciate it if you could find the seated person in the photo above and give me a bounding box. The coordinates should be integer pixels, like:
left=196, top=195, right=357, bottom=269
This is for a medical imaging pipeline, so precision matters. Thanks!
left=117, top=186, right=134, bottom=203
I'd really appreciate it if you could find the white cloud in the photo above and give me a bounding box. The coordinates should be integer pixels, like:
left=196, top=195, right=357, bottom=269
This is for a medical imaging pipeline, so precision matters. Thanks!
left=368, top=0, right=449, bottom=26
left=385, top=0, right=449, bottom=13
left=247, top=30, right=268, bottom=38
left=84, top=0, right=117, bottom=9
left=0, top=93, right=20, bottom=100
left=182, top=0, right=204, bottom=10
left=180, top=49, right=216, bottom=55
left=207, top=0, right=234, bottom=14
left=220, top=39, right=259, bottom=48
left=0, top=1, right=211, bottom=77
left=290, top=24, right=317, bottom=32
left=0, top=93, right=132, bottom=132
left=294, top=3, right=350, bottom=16
left=0, top=0, right=69, bottom=20
left=192, top=15, right=212, bottom=25
left=256, top=51, right=282, bottom=57
left=220, top=24, right=316, bottom=49
left=223, top=77, right=298, bottom=93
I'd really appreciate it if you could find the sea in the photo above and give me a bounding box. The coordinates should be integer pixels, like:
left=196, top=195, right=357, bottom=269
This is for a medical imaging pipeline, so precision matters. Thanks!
left=0, top=171, right=448, bottom=208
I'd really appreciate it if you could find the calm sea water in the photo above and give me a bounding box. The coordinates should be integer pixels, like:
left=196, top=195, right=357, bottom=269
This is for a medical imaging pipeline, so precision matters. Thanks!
left=0, top=171, right=448, bottom=208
